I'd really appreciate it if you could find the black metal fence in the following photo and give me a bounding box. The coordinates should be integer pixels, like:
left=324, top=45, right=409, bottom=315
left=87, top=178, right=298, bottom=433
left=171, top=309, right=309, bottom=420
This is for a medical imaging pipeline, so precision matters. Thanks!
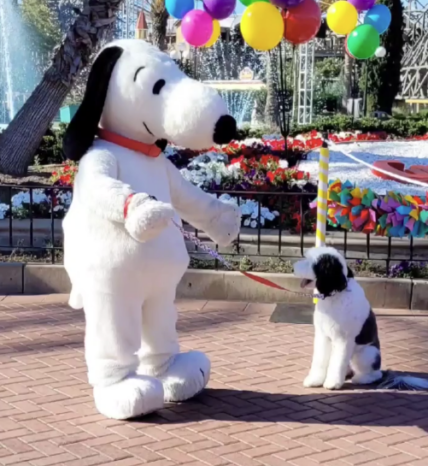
left=0, top=185, right=425, bottom=274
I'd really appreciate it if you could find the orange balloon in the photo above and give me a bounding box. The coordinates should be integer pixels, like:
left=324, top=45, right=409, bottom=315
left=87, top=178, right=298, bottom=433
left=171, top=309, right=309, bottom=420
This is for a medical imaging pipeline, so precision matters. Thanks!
left=283, top=0, right=322, bottom=45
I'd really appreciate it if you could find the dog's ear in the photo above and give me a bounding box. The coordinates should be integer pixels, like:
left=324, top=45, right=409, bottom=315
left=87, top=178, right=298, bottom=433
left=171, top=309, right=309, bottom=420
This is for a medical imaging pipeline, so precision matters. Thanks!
left=63, top=46, right=124, bottom=162
left=313, top=254, right=348, bottom=297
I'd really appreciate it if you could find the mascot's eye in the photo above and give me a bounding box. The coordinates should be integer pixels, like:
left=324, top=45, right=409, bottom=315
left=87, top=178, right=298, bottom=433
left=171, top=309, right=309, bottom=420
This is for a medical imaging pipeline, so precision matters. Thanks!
left=153, top=79, right=165, bottom=95
left=134, top=66, right=145, bottom=81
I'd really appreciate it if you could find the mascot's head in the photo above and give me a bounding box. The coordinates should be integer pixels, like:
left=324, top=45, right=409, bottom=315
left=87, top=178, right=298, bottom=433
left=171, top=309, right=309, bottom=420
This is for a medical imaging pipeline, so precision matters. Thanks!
left=63, top=39, right=237, bottom=161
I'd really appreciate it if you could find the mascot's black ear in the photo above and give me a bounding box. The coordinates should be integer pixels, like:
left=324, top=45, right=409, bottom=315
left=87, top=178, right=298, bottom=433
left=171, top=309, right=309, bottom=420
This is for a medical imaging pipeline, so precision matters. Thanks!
left=63, top=46, right=124, bottom=162
left=313, top=254, right=348, bottom=298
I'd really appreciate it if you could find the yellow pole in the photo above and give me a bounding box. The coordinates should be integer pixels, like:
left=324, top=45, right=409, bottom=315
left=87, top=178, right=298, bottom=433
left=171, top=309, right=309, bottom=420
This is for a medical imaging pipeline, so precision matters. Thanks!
left=314, top=140, right=330, bottom=304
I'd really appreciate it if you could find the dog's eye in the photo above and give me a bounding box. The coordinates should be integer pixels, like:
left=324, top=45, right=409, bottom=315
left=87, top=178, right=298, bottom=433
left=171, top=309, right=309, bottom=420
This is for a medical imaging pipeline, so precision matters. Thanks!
left=153, top=79, right=165, bottom=95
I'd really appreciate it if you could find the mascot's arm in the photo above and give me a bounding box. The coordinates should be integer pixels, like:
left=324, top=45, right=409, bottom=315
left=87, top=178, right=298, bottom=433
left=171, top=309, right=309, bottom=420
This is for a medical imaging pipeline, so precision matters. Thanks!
left=166, top=160, right=241, bottom=247
left=76, top=149, right=174, bottom=241
left=75, top=148, right=134, bottom=222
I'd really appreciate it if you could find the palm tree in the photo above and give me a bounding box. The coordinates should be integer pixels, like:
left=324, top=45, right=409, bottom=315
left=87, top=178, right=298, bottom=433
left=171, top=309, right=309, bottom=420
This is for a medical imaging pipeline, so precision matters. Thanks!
left=149, top=0, right=168, bottom=51
left=0, top=0, right=125, bottom=176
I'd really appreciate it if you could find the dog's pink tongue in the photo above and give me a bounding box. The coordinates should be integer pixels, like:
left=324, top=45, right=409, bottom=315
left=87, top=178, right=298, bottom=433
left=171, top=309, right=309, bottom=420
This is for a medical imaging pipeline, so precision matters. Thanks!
left=300, top=279, right=311, bottom=289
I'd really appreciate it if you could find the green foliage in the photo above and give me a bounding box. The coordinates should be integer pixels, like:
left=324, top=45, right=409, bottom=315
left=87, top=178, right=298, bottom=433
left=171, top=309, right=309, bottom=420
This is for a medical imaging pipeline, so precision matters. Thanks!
left=289, top=113, right=428, bottom=137
left=21, top=0, right=62, bottom=54
left=364, top=0, right=404, bottom=114
left=32, top=124, right=67, bottom=165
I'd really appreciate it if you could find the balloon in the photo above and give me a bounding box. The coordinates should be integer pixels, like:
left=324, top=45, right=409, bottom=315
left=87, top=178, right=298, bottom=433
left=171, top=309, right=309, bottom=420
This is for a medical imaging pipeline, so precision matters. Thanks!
left=203, top=0, right=236, bottom=20
left=270, top=0, right=304, bottom=8
left=204, top=19, right=221, bottom=47
left=181, top=10, right=213, bottom=47
left=239, top=0, right=269, bottom=6
left=165, top=0, right=194, bottom=20
left=283, top=0, right=321, bottom=46
left=347, top=24, right=380, bottom=59
left=375, top=46, right=387, bottom=58
left=348, top=0, right=375, bottom=11
left=345, top=40, right=356, bottom=59
left=326, top=1, right=358, bottom=35
left=364, top=4, right=392, bottom=34
left=240, top=2, right=284, bottom=51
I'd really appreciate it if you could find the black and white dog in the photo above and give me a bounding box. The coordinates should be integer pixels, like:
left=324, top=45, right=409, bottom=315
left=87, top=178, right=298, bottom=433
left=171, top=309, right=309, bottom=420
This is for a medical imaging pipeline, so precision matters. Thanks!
left=294, top=246, right=428, bottom=391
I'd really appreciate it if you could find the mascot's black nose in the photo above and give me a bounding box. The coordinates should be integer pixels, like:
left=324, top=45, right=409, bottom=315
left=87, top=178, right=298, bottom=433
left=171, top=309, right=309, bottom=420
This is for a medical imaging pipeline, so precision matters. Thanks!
left=213, top=115, right=237, bottom=145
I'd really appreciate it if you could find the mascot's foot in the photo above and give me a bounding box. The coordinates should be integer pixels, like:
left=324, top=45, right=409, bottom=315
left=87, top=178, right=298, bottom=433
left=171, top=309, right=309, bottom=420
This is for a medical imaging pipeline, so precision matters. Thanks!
left=159, top=351, right=210, bottom=402
left=93, top=374, right=164, bottom=420
left=68, top=288, right=83, bottom=310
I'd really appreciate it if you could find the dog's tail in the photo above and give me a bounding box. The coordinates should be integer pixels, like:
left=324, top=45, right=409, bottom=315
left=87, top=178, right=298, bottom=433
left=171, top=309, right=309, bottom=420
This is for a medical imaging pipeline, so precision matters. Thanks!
left=376, top=370, right=428, bottom=391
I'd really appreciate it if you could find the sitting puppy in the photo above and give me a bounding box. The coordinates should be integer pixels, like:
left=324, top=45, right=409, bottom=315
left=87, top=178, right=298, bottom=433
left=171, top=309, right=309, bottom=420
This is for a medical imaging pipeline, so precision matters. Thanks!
left=294, top=246, right=428, bottom=391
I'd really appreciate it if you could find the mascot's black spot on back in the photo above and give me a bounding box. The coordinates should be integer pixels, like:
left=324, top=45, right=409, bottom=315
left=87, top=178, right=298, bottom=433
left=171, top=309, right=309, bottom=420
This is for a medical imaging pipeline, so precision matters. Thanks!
left=355, top=309, right=380, bottom=349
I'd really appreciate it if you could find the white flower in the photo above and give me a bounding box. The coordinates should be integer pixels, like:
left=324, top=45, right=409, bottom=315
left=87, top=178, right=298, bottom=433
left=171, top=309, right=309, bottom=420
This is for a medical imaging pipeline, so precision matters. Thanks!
left=279, top=160, right=288, bottom=168
left=243, top=218, right=251, bottom=227
left=250, top=220, right=257, bottom=228
left=0, top=203, right=9, bottom=220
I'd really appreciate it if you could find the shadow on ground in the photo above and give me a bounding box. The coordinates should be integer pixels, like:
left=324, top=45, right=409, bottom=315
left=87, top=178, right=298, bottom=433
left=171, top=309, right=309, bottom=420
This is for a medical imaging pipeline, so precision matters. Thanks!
left=135, top=382, right=428, bottom=432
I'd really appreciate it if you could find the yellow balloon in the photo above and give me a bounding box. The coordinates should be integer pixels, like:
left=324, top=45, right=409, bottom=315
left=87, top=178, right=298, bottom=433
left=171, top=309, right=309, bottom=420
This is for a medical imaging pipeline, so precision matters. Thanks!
left=204, top=19, right=220, bottom=47
left=240, top=2, right=284, bottom=52
left=327, top=1, right=358, bottom=36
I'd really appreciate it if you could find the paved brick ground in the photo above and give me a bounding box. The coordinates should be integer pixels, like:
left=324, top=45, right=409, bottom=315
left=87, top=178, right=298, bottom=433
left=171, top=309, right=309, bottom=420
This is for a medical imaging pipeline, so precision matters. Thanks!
left=1, top=297, right=428, bottom=466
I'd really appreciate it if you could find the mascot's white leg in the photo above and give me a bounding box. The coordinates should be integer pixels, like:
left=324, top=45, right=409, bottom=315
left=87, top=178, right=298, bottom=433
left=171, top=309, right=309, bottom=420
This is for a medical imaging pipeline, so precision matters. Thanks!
left=82, top=278, right=164, bottom=420
left=137, top=290, right=210, bottom=402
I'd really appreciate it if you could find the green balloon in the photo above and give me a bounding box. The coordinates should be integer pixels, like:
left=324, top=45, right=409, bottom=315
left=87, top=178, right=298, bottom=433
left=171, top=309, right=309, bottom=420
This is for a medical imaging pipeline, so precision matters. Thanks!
left=347, top=24, right=380, bottom=60
left=239, top=0, right=269, bottom=6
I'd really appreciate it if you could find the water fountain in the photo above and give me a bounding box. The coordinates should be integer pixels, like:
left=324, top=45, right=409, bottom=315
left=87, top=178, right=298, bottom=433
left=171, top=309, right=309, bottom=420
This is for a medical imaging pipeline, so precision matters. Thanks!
left=0, top=0, right=44, bottom=126
left=198, top=30, right=267, bottom=127
left=0, top=0, right=15, bottom=123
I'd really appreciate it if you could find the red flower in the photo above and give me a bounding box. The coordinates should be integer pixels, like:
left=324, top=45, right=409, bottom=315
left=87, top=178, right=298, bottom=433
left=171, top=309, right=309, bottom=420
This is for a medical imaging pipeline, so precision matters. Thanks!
left=267, top=171, right=275, bottom=182
left=297, top=171, right=304, bottom=180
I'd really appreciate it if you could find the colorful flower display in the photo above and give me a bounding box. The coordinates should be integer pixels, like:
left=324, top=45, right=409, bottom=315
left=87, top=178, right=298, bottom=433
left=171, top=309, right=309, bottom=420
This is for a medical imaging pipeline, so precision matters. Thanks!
left=311, top=179, right=428, bottom=238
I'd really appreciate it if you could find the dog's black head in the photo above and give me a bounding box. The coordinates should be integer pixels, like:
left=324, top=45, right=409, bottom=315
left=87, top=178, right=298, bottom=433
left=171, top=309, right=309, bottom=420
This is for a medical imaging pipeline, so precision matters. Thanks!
left=294, top=247, right=352, bottom=298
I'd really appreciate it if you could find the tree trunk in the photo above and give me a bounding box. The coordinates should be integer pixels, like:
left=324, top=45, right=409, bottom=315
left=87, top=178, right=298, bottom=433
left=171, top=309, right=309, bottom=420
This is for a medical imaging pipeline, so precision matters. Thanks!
left=150, top=1, right=168, bottom=51
left=342, top=52, right=354, bottom=114
left=265, top=50, right=279, bottom=129
left=0, top=0, right=124, bottom=176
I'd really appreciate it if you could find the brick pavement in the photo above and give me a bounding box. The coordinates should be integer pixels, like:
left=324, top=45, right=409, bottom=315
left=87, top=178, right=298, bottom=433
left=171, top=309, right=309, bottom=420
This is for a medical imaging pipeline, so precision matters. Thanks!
left=0, top=296, right=428, bottom=465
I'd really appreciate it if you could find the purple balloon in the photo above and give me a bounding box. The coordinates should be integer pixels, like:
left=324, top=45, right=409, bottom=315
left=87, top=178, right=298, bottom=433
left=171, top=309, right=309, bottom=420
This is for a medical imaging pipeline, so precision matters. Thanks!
left=270, top=0, right=304, bottom=8
left=203, top=0, right=236, bottom=20
left=348, top=0, right=376, bottom=11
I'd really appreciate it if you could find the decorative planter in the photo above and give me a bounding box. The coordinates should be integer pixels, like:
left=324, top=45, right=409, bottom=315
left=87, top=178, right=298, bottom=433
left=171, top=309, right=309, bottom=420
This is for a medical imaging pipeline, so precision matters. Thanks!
left=60, top=105, right=79, bottom=123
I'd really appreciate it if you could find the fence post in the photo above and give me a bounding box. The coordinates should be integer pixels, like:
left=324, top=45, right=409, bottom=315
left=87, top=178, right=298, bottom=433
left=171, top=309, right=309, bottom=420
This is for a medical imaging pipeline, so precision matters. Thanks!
left=314, top=137, right=330, bottom=304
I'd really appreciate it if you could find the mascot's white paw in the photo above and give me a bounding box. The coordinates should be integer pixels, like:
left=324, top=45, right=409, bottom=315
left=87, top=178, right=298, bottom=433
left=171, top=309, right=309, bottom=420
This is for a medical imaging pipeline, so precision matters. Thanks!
left=159, top=351, right=210, bottom=402
left=207, top=201, right=241, bottom=247
left=125, top=194, right=175, bottom=243
left=93, top=374, right=164, bottom=420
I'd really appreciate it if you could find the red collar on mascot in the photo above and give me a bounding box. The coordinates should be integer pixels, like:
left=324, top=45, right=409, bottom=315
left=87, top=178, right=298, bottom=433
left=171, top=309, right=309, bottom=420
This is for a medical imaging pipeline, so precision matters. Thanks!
left=98, top=128, right=163, bottom=158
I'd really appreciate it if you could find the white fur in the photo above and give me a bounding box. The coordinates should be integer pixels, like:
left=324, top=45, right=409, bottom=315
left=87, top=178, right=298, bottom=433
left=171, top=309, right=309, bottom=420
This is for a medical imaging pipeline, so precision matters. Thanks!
left=63, top=39, right=241, bottom=420
left=100, top=40, right=229, bottom=150
left=295, top=247, right=381, bottom=390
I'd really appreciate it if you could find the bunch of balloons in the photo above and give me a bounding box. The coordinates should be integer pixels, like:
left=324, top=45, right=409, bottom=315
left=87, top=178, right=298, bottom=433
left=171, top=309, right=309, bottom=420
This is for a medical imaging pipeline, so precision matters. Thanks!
left=326, top=0, right=391, bottom=59
left=166, top=0, right=322, bottom=52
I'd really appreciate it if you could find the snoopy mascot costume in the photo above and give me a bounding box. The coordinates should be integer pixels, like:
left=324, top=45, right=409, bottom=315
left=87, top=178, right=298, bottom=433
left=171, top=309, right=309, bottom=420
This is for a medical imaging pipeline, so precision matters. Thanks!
left=62, top=39, right=241, bottom=420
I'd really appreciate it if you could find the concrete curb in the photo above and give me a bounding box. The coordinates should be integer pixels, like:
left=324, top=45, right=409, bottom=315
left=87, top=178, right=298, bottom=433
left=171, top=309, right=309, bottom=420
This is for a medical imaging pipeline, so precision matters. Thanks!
left=0, top=263, right=425, bottom=310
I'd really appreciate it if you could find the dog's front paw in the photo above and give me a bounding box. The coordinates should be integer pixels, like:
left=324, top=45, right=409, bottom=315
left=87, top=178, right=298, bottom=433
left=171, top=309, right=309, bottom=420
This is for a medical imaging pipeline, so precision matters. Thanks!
left=303, top=372, right=326, bottom=388
left=323, top=377, right=345, bottom=390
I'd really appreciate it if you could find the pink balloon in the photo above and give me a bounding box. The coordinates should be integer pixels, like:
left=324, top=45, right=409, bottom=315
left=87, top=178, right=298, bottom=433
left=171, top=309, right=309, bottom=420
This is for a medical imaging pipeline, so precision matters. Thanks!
left=181, top=10, right=213, bottom=47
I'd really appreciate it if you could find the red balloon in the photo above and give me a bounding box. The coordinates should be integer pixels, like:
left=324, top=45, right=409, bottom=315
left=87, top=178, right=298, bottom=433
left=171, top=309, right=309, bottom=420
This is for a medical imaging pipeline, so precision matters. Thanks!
left=345, top=39, right=356, bottom=59
left=283, top=0, right=321, bottom=45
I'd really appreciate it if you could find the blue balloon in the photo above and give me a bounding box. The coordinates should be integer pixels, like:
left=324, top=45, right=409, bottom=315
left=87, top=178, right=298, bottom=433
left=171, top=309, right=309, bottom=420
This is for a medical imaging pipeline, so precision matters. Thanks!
left=166, top=0, right=194, bottom=19
left=364, top=4, right=392, bottom=34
